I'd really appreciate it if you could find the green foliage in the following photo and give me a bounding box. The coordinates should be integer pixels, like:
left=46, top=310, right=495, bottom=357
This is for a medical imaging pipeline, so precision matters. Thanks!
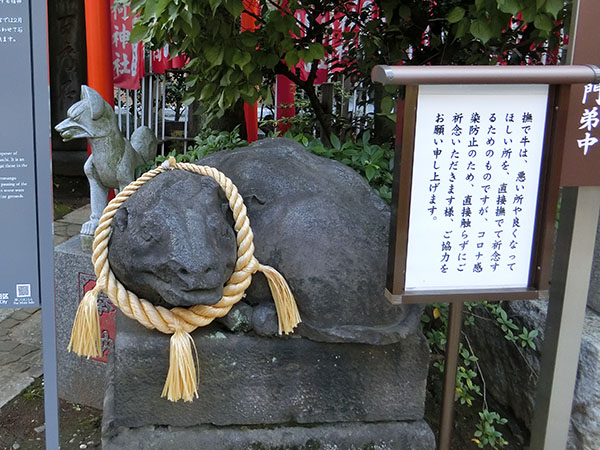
left=421, top=300, right=540, bottom=448
left=126, top=0, right=336, bottom=134
left=484, top=301, right=539, bottom=349
left=347, top=0, right=572, bottom=115
left=23, top=379, right=44, bottom=400
left=135, top=127, right=247, bottom=177
left=124, top=0, right=571, bottom=143
left=474, top=409, right=509, bottom=448
left=286, top=131, right=394, bottom=202
left=189, top=126, right=248, bottom=160
left=261, top=82, right=369, bottom=142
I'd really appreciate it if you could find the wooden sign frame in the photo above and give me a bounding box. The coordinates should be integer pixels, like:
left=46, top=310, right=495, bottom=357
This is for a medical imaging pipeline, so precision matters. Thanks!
left=385, top=84, right=563, bottom=305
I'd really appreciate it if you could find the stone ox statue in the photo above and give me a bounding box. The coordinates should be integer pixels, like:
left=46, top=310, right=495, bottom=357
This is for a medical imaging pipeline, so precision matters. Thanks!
left=55, top=85, right=157, bottom=236
left=108, top=138, right=421, bottom=344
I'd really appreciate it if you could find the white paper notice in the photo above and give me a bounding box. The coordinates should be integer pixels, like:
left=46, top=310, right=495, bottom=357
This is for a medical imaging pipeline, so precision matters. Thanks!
left=405, top=84, right=549, bottom=291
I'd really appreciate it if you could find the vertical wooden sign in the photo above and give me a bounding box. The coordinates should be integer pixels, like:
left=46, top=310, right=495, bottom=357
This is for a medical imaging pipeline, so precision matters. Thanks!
left=560, top=1, right=600, bottom=186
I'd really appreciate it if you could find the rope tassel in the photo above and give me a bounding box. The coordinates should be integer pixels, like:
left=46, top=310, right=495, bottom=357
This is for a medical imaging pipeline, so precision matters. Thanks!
left=68, top=286, right=102, bottom=358
left=161, top=329, right=199, bottom=402
left=75, top=161, right=302, bottom=402
left=258, top=264, right=301, bottom=335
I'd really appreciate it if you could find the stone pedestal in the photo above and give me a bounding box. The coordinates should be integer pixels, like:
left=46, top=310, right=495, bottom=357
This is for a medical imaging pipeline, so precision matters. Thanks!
left=588, top=215, right=600, bottom=314
left=102, top=312, right=435, bottom=449
left=55, top=236, right=114, bottom=409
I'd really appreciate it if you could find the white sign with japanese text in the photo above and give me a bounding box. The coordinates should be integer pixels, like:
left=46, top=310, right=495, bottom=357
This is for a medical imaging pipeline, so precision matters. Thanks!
left=405, top=84, right=549, bottom=291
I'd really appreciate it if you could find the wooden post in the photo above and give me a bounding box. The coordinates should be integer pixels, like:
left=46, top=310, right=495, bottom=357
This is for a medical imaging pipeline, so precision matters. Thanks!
left=438, top=302, right=464, bottom=450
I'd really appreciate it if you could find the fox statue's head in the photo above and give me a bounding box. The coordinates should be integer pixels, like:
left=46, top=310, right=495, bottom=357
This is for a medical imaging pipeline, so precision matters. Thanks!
left=55, top=85, right=115, bottom=141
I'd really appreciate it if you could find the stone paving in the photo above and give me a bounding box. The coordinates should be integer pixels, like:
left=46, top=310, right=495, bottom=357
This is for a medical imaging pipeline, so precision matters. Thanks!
left=0, top=205, right=88, bottom=409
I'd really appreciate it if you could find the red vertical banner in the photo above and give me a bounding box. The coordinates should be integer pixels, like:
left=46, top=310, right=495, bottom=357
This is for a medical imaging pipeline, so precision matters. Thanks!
left=151, top=46, right=171, bottom=74
left=242, top=0, right=260, bottom=142
left=110, top=2, right=144, bottom=89
left=276, top=74, right=296, bottom=134
left=151, top=45, right=190, bottom=73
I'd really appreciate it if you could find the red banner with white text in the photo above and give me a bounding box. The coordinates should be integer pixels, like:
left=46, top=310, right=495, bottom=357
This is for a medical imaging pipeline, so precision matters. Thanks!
left=111, top=2, right=144, bottom=90
left=151, top=45, right=189, bottom=74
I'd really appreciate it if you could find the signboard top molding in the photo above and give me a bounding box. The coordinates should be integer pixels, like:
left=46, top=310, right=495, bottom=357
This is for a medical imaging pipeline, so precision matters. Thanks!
left=372, top=64, right=600, bottom=86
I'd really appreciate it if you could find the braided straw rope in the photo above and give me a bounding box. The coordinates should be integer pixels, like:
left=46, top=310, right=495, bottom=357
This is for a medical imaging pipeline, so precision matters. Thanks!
left=69, top=157, right=301, bottom=402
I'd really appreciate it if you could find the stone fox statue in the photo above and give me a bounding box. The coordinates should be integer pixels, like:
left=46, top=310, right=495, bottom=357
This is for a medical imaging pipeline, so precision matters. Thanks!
left=55, top=85, right=157, bottom=236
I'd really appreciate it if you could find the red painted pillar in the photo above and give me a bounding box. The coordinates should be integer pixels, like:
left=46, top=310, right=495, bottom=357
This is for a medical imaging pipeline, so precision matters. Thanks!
left=84, top=0, right=114, bottom=110
left=242, top=0, right=259, bottom=142
left=84, top=0, right=113, bottom=201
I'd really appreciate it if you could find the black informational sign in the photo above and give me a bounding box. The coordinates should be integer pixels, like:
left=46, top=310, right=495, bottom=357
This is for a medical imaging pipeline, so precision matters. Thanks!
left=0, top=2, right=59, bottom=448
left=0, top=0, right=53, bottom=309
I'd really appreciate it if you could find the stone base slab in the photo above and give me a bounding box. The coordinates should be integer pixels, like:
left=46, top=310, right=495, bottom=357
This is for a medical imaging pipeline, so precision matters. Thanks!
left=106, top=311, right=430, bottom=429
left=102, top=420, right=435, bottom=450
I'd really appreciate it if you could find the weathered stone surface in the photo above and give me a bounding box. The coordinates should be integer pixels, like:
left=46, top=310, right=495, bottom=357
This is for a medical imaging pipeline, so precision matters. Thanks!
left=7, top=310, right=42, bottom=347
left=108, top=171, right=237, bottom=307
left=108, top=138, right=422, bottom=345
left=105, top=311, right=430, bottom=429
left=587, top=216, right=600, bottom=314
left=0, top=370, right=34, bottom=409
left=102, top=420, right=436, bottom=450
left=466, top=300, right=600, bottom=449
left=569, top=309, right=600, bottom=450
left=55, top=236, right=107, bottom=409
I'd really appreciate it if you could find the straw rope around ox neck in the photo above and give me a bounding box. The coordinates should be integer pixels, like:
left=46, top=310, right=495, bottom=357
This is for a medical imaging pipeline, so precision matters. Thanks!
left=68, top=157, right=301, bottom=402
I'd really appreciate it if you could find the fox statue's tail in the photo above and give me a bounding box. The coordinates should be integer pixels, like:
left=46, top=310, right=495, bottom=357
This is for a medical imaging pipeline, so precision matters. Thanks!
left=130, top=126, right=158, bottom=164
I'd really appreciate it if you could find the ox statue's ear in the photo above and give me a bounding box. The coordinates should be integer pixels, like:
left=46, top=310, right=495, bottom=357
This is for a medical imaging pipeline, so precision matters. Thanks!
left=244, top=193, right=266, bottom=207
left=81, top=85, right=105, bottom=120
left=113, top=206, right=129, bottom=232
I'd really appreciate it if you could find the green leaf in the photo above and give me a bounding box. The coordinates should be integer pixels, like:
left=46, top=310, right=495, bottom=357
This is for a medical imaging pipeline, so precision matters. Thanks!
left=455, top=18, right=470, bottom=39
left=529, top=329, right=539, bottom=338
left=284, top=51, right=300, bottom=67
left=208, top=0, right=223, bottom=13
left=365, top=165, right=376, bottom=181
left=224, top=0, right=244, bottom=17
left=203, top=45, right=224, bottom=67
left=398, top=5, right=411, bottom=19
left=536, top=0, right=546, bottom=9
left=470, top=20, right=493, bottom=43
left=200, top=83, right=216, bottom=100
left=233, top=50, right=252, bottom=68
left=363, top=130, right=371, bottom=144
left=534, top=13, right=554, bottom=31
left=330, top=134, right=342, bottom=150
left=129, top=24, right=148, bottom=44
left=381, top=96, right=393, bottom=114
left=308, top=43, right=325, bottom=61
left=522, top=7, right=536, bottom=22
left=448, top=7, right=465, bottom=24
left=544, top=0, right=565, bottom=17
left=498, top=0, right=521, bottom=15
left=145, top=0, right=171, bottom=19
